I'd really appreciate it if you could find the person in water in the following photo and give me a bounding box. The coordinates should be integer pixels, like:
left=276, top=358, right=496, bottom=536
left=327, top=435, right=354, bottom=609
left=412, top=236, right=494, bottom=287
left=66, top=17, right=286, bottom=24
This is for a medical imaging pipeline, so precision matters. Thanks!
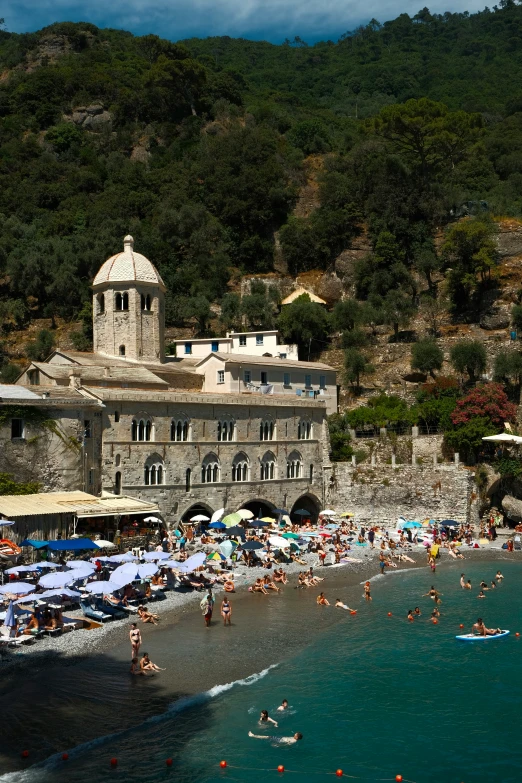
left=477, top=590, right=486, bottom=599
left=414, top=607, right=421, bottom=616
left=335, top=598, right=355, bottom=611
left=460, top=574, right=466, bottom=589
left=407, top=609, right=414, bottom=621
left=472, top=618, right=502, bottom=636
left=248, top=731, right=302, bottom=745
left=317, top=592, right=330, bottom=605
left=364, top=582, right=372, bottom=601
left=140, top=652, right=165, bottom=672
left=277, top=700, right=289, bottom=712
left=221, top=597, right=232, bottom=626
left=495, top=570, right=504, bottom=582
left=424, top=587, right=442, bottom=604
left=259, top=710, right=278, bottom=727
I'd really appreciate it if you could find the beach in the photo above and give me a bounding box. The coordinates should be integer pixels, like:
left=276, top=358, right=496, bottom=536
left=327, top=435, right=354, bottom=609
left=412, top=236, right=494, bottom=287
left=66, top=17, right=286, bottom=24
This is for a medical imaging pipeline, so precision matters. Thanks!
left=0, top=541, right=517, bottom=777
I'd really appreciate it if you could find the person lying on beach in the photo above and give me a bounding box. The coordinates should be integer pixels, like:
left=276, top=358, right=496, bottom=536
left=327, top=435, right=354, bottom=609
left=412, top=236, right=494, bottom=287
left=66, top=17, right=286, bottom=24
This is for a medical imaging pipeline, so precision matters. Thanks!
left=317, top=592, right=330, bottom=605
left=395, top=554, right=415, bottom=563
left=248, top=731, right=302, bottom=745
left=130, top=657, right=146, bottom=675
left=137, top=605, right=159, bottom=624
left=290, top=553, right=307, bottom=566
left=140, top=652, right=165, bottom=672
left=259, top=710, right=278, bottom=727
left=335, top=599, right=355, bottom=612
left=277, top=700, right=288, bottom=712
left=472, top=618, right=502, bottom=636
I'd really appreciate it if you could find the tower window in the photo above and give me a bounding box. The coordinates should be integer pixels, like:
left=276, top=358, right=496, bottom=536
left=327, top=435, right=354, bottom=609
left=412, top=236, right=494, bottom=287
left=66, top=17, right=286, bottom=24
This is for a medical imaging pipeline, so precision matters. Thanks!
left=141, top=294, right=152, bottom=311
left=115, top=293, right=129, bottom=311
left=119, top=345, right=126, bottom=356
left=185, top=468, right=191, bottom=492
left=115, top=471, right=122, bottom=495
left=122, top=293, right=129, bottom=310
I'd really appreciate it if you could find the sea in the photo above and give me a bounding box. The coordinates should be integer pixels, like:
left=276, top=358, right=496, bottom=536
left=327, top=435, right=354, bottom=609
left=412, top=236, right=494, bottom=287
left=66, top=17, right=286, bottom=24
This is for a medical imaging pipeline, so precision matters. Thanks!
left=1, top=558, right=522, bottom=783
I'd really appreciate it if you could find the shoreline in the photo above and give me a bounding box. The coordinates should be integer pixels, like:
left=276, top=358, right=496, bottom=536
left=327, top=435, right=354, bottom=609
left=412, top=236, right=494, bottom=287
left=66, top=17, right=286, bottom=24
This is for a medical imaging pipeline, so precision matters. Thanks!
left=0, top=545, right=517, bottom=773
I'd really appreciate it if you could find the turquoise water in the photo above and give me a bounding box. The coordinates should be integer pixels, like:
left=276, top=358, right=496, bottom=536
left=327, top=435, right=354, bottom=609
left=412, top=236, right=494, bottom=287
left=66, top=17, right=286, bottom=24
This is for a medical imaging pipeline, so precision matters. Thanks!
left=4, top=559, right=522, bottom=783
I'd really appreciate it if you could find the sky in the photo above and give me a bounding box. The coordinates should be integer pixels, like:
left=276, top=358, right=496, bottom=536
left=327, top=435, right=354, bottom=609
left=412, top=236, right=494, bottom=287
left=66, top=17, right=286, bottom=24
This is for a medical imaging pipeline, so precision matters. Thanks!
left=4, top=0, right=488, bottom=44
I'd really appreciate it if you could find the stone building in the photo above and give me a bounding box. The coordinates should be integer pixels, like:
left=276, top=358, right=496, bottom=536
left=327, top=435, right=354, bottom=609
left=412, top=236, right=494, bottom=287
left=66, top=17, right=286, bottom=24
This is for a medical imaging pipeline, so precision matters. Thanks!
left=5, top=236, right=338, bottom=527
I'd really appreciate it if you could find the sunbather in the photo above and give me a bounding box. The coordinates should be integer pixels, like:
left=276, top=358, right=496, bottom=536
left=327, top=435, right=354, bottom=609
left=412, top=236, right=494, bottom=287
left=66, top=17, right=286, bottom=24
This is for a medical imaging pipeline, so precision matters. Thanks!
left=137, top=605, right=159, bottom=624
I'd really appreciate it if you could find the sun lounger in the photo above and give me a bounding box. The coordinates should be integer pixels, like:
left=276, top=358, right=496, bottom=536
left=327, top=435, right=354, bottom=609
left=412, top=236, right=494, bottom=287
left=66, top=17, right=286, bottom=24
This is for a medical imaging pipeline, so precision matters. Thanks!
left=80, top=599, right=112, bottom=623
left=95, top=600, right=126, bottom=620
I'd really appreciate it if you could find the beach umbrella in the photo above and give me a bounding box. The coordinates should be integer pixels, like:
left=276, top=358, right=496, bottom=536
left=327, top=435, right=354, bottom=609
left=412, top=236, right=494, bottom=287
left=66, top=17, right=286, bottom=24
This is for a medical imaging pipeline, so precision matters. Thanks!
left=240, top=541, right=264, bottom=551
left=402, top=521, right=422, bottom=529
left=66, top=560, right=91, bottom=568
left=0, top=582, right=35, bottom=596
left=163, top=560, right=184, bottom=569
left=282, top=532, right=300, bottom=540
left=190, top=514, right=210, bottom=522
left=4, top=601, right=16, bottom=631
left=222, top=512, right=242, bottom=527
left=67, top=566, right=95, bottom=580
left=111, top=563, right=158, bottom=585
left=482, top=433, right=522, bottom=443
left=260, top=516, right=276, bottom=523
left=224, top=526, right=245, bottom=537
left=211, top=508, right=225, bottom=523
left=339, top=512, right=354, bottom=518
left=18, top=588, right=83, bottom=603
left=236, top=509, right=254, bottom=520
left=269, top=535, right=290, bottom=548
left=0, top=520, right=15, bottom=527
left=142, top=551, right=171, bottom=561
left=293, top=509, right=311, bottom=517
left=319, top=509, right=336, bottom=516
left=179, top=552, right=206, bottom=572
left=273, top=508, right=288, bottom=515
left=84, top=581, right=122, bottom=595
left=250, top=520, right=270, bottom=528
left=144, top=516, right=162, bottom=523
left=441, top=520, right=458, bottom=527
left=325, top=524, right=339, bottom=530
left=93, top=540, right=117, bottom=549
left=209, top=521, right=227, bottom=529
left=5, top=565, right=39, bottom=574
left=219, top=540, right=237, bottom=558
left=89, top=556, right=112, bottom=564
left=34, top=562, right=58, bottom=569
left=108, top=552, right=137, bottom=563
left=38, top=572, right=75, bottom=589
left=207, top=552, right=226, bottom=562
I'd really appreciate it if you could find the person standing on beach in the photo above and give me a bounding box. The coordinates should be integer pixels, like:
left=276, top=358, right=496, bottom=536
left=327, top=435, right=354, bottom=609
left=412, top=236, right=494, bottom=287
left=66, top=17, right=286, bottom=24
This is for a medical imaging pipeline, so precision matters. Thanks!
left=364, top=581, right=372, bottom=601
left=221, top=597, right=232, bottom=626
left=130, top=623, right=142, bottom=659
left=203, top=593, right=214, bottom=627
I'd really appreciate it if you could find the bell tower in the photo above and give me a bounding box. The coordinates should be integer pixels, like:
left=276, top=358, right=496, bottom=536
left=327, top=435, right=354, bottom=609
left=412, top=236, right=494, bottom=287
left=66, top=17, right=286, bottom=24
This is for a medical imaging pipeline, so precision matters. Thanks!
left=92, top=235, right=166, bottom=363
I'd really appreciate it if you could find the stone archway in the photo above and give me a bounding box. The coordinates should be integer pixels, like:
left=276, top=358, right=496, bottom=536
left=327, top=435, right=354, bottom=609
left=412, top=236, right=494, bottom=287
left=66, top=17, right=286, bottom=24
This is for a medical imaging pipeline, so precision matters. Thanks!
left=241, top=499, right=276, bottom=519
left=290, top=493, right=321, bottom=523
left=180, top=502, right=215, bottom=523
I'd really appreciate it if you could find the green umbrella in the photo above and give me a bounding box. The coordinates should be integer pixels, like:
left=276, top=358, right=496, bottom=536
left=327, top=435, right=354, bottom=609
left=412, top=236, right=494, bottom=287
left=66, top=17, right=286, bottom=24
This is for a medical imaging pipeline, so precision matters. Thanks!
left=282, top=532, right=300, bottom=540
left=222, top=512, right=242, bottom=528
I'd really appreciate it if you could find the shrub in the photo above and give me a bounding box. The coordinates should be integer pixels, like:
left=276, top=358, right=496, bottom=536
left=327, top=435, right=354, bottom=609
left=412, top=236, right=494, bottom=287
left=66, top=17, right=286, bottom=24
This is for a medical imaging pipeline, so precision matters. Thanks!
left=411, top=339, right=444, bottom=376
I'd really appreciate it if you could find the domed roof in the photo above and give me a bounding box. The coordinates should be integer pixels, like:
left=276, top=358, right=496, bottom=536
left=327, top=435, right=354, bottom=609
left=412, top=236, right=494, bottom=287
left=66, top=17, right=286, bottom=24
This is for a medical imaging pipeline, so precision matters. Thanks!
left=93, top=236, right=165, bottom=289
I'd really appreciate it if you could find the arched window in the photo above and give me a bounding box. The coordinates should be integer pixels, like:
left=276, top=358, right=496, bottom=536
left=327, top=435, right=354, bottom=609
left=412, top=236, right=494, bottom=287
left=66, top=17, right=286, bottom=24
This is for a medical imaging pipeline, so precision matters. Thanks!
left=115, top=471, right=121, bottom=495
left=309, top=464, right=314, bottom=482
left=201, top=454, right=220, bottom=484
left=122, top=292, right=129, bottom=310
left=171, top=419, right=189, bottom=441
left=119, top=345, right=126, bottom=356
left=98, top=293, right=105, bottom=314
left=232, top=453, right=249, bottom=482
left=298, top=421, right=312, bottom=440
left=115, top=454, right=121, bottom=467
left=286, top=451, right=302, bottom=479
left=217, top=420, right=234, bottom=442
left=260, top=420, right=275, bottom=441
left=261, top=451, right=276, bottom=481
left=132, top=418, right=152, bottom=442
left=115, top=293, right=122, bottom=310
left=185, top=468, right=191, bottom=492
left=144, top=455, right=164, bottom=486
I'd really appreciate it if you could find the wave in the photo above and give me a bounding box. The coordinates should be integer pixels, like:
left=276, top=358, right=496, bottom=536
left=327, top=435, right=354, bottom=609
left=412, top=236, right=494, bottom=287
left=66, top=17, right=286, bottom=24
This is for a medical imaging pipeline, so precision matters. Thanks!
left=0, top=664, right=279, bottom=783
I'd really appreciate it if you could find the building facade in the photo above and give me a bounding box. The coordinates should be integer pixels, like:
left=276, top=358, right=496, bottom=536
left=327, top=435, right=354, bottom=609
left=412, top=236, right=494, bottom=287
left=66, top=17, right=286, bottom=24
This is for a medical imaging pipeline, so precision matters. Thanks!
left=6, top=237, right=337, bottom=527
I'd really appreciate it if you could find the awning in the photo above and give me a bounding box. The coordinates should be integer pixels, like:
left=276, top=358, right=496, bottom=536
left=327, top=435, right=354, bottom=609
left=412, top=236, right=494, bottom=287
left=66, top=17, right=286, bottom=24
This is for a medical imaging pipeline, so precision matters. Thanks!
left=46, top=538, right=98, bottom=551
left=20, top=539, right=49, bottom=549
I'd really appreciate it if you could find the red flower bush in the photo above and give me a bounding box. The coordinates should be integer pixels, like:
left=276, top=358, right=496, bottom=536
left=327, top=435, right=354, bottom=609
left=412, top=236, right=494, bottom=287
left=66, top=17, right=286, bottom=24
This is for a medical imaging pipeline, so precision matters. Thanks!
left=450, top=383, right=517, bottom=427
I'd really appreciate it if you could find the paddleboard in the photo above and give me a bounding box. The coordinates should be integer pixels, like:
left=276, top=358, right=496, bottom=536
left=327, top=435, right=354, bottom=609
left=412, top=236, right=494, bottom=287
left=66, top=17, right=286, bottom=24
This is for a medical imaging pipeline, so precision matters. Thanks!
left=456, top=630, right=510, bottom=641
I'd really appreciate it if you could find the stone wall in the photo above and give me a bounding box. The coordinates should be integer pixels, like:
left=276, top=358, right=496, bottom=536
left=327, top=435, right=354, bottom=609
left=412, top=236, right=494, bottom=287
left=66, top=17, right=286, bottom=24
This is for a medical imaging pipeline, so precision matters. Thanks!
left=325, top=463, right=474, bottom=524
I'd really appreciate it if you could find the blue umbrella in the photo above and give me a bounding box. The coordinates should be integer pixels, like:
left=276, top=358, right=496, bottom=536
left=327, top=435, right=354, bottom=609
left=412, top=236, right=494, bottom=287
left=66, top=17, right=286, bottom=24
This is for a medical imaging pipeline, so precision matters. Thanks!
left=108, top=552, right=137, bottom=563
left=250, top=520, right=270, bottom=528
left=209, top=521, right=227, bottom=529
left=0, top=582, right=35, bottom=595
left=84, top=581, right=123, bottom=595
left=441, top=520, right=459, bottom=527
left=402, top=521, right=422, bottom=529
left=39, top=572, right=76, bottom=589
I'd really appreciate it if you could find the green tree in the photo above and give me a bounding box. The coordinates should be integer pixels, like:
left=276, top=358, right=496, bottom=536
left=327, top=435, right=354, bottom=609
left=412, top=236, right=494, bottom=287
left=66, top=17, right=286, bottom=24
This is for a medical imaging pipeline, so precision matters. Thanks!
left=220, top=293, right=242, bottom=331
left=450, top=340, right=487, bottom=383
left=242, top=281, right=278, bottom=330
left=442, top=220, right=497, bottom=307
left=493, top=350, right=522, bottom=386
left=344, top=348, right=374, bottom=389
left=0, top=472, right=40, bottom=495
left=328, top=413, right=353, bottom=461
left=382, top=290, right=416, bottom=340
left=276, top=294, right=330, bottom=359
left=411, top=339, right=444, bottom=377
left=331, top=298, right=363, bottom=332
left=26, top=329, right=55, bottom=362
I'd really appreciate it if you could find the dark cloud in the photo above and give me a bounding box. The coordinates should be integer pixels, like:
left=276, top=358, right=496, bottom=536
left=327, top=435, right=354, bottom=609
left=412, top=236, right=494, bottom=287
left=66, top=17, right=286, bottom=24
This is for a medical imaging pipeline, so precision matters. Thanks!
left=4, top=0, right=487, bottom=43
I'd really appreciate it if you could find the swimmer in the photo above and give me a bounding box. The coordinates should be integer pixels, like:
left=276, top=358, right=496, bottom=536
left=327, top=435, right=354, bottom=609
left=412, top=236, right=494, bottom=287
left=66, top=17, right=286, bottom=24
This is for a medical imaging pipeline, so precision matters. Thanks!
left=477, top=590, right=486, bottom=599
left=464, top=580, right=472, bottom=590
left=423, top=587, right=442, bottom=604
left=491, top=580, right=496, bottom=589
left=364, top=581, right=372, bottom=602
left=431, top=607, right=440, bottom=618
left=335, top=599, right=355, bottom=611
left=480, top=581, right=489, bottom=590
left=407, top=609, right=414, bottom=621
left=460, top=574, right=466, bottom=589
left=472, top=618, right=502, bottom=636
left=495, top=571, right=504, bottom=582
left=277, top=700, right=289, bottom=712
left=259, top=710, right=278, bottom=727
left=414, top=607, right=421, bottom=616
left=317, top=592, right=330, bottom=606
left=248, top=731, right=302, bottom=745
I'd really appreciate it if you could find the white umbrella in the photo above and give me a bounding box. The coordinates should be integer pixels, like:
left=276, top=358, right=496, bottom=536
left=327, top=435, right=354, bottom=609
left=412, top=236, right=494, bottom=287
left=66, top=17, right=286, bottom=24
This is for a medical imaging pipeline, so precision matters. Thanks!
left=108, top=552, right=137, bottom=563
left=144, top=516, right=162, bottom=523
left=0, top=520, right=15, bottom=526
left=93, top=540, right=117, bottom=549
left=66, top=560, right=91, bottom=568
left=34, top=562, right=58, bottom=569
left=211, top=508, right=225, bottom=523
left=84, top=581, right=122, bottom=595
left=236, top=509, right=254, bottom=520
left=319, top=509, right=336, bottom=516
left=190, top=514, right=210, bottom=522
left=111, top=563, right=158, bottom=585
left=482, top=433, right=522, bottom=443
left=67, top=565, right=95, bottom=579
left=268, top=535, right=290, bottom=548
left=163, top=560, right=184, bottom=569
left=5, top=565, right=39, bottom=574
left=142, top=551, right=170, bottom=561
left=38, top=572, right=75, bottom=589
left=178, top=552, right=206, bottom=572
left=0, top=582, right=35, bottom=596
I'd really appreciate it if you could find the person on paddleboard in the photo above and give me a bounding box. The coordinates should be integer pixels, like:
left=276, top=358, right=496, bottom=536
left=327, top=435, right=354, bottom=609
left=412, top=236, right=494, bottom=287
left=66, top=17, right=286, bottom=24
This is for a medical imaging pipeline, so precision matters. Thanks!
left=472, top=618, right=502, bottom=636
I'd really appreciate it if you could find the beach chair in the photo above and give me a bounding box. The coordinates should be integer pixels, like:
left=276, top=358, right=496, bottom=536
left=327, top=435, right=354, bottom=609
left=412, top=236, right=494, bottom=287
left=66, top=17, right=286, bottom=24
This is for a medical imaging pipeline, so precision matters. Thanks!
left=80, top=599, right=112, bottom=623
left=94, top=599, right=126, bottom=620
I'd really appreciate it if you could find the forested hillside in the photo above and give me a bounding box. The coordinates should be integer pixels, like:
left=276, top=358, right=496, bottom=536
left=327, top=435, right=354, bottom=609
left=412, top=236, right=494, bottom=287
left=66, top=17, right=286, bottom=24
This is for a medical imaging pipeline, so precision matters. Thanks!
left=2, top=6, right=522, bottom=375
